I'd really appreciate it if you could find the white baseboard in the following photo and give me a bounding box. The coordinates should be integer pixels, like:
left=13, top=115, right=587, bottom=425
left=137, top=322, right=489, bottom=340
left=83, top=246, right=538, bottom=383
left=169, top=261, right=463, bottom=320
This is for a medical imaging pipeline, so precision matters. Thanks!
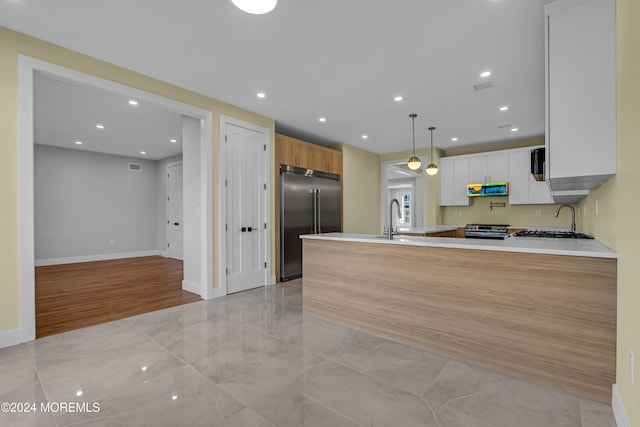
left=182, top=279, right=202, bottom=296
left=35, top=250, right=161, bottom=266
left=612, top=384, right=631, bottom=427
left=0, top=328, right=21, bottom=349
left=157, top=250, right=168, bottom=258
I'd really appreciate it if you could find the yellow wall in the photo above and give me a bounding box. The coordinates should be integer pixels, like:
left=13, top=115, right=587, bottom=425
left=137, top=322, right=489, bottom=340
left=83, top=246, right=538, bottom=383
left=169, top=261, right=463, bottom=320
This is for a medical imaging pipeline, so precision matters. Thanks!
left=0, top=27, right=275, bottom=333
left=580, top=0, right=639, bottom=422
left=441, top=200, right=574, bottom=228
left=334, top=144, right=381, bottom=233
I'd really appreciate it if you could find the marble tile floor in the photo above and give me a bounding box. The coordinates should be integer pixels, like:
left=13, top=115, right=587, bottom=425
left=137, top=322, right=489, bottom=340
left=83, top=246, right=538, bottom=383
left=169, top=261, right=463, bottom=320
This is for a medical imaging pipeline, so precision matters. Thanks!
left=0, top=279, right=617, bottom=427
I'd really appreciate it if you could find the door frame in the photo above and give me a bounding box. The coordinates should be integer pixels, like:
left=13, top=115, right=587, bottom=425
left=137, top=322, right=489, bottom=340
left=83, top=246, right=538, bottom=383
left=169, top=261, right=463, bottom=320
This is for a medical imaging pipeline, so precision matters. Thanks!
left=166, top=161, right=184, bottom=260
left=219, top=115, right=271, bottom=296
left=18, top=55, right=214, bottom=343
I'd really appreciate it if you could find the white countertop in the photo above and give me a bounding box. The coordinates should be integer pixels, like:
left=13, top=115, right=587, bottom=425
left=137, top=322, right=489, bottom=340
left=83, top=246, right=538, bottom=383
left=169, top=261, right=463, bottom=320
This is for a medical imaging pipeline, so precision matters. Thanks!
left=301, top=232, right=617, bottom=259
left=395, top=225, right=460, bottom=234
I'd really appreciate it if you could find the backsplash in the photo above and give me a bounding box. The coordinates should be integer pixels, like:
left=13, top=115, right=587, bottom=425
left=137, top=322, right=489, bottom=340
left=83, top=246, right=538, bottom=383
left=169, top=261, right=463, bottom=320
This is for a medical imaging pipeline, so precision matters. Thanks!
left=440, top=197, right=573, bottom=228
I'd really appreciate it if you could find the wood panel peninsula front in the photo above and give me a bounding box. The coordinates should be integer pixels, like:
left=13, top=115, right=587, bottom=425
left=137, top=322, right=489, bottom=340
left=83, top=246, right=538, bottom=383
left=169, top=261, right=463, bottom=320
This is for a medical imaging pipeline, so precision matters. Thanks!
left=301, top=233, right=617, bottom=403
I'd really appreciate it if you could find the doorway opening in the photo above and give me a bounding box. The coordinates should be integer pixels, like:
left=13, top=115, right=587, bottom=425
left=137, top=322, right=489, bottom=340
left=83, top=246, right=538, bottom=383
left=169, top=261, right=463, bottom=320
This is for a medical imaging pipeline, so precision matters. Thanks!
left=19, top=56, right=214, bottom=342
left=380, top=158, right=426, bottom=232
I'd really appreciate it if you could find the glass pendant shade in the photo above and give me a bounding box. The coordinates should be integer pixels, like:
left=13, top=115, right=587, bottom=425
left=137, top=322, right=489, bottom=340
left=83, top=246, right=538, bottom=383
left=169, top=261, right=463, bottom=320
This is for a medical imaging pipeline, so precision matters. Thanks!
left=426, top=126, right=439, bottom=175
left=231, top=0, right=277, bottom=14
left=407, top=114, right=421, bottom=170
left=408, top=156, right=421, bottom=170
left=426, top=163, right=439, bottom=175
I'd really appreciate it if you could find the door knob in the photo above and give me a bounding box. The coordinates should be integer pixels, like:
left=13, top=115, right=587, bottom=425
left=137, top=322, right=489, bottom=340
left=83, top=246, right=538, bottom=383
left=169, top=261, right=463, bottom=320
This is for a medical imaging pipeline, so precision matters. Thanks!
left=240, top=227, right=247, bottom=232
left=174, top=222, right=180, bottom=226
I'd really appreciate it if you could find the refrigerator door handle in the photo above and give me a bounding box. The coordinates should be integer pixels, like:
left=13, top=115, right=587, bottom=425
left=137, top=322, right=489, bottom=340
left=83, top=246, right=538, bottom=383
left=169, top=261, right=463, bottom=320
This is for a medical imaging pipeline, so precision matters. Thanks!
left=312, top=188, right=318, bottom=234
left=316, top=188, right=322, bottom=233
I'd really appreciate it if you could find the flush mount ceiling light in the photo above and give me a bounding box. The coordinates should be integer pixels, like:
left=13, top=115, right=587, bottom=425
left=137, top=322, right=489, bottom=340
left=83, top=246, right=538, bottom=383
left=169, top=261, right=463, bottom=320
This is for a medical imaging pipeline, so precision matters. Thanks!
left=361, top=134, right=368, bottom=140
left=256, top=92, right=266, bottom=98
left=318, top=117, right=326, bottom=123
left=499, top=106, right=509, bottom=111
left=170, top=139, right=177, bottom=143
left=128, top=100, right=138, bottom=106
left=451, top=137, right=458, bottom=142
left=394, top=96, right=403, bottom=102
left=480, top=70, right=492, bottom=78
left=96, top=124, right=104, bottom=129
left=231, top=0, right=277, bottom=14
left=75, top=141, right=83, bottom=145
left=407, top=114, right=421, bottom=170
left=426, top=127, right=439, bottom=176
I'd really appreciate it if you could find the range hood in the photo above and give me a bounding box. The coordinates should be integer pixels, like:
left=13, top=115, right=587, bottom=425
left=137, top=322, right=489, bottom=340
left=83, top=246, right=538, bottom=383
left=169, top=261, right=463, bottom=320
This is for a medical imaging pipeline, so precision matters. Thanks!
left=467, top=182, right=509, bottom=197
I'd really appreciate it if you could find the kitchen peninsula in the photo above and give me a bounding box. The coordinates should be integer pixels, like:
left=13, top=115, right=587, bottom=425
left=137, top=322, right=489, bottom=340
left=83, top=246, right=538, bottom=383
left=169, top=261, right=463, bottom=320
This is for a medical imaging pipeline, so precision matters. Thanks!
left=301, top=233, right=616, bottom=403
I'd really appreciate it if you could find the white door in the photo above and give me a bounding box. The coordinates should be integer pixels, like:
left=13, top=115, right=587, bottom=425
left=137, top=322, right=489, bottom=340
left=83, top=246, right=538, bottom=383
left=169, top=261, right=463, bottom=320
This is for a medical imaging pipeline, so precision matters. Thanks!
left=225, top=123, right=267, bottom=294
left=167, top=163, right=184, bottom=260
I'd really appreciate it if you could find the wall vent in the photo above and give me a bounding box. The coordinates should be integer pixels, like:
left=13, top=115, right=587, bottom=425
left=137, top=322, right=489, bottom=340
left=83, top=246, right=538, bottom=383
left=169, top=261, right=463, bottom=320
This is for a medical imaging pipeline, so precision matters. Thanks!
left=473, top=81, right=494, bottom=91
left=128, top=163, right=142, bottom=171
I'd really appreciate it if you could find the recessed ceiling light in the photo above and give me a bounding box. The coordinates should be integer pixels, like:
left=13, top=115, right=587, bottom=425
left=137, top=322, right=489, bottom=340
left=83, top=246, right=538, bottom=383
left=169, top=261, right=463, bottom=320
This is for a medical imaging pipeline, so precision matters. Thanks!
left=96, top=124, right=104, bottom=129
left=140, top=151, right=147, bottom=155
left=361, top=134, right=368, bottom=139
left=499, top=106, right=509, bottom=111
left=172, top=395, right=178, bottom=401
left=76, top=390, right=83, bottom=397
left=318, top=117, right=326, bottom=122
left=231, top=0, right=277, bottom=14
left=256, top=92, right=266, bottom=98
left=394, top=96, right=403, bottom=102
left=170, top=139, right=177, bottom=143
left=75, top=141, right=83, bottom=145
left=128, top=100, right=138, bottom=106
left=451, top=137, right=458, bottom=142
left=511, top=128, right=519, bottom=132
left=480, top=71, right=492, bottom=78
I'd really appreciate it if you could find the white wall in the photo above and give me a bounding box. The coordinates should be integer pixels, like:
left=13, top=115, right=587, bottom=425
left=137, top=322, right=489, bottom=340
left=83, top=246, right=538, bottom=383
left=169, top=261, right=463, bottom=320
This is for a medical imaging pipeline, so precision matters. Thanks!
left=34, top=144, right=158, bottom=262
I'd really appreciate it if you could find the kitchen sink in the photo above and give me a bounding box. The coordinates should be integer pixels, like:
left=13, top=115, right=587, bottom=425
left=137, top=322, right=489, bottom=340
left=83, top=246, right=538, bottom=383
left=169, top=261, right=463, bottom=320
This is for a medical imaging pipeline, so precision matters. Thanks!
left=512, top=230, right=594, bottom=239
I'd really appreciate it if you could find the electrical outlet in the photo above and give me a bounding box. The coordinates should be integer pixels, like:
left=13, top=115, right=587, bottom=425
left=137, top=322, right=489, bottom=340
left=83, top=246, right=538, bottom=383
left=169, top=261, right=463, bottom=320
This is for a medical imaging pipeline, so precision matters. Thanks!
left=459, top=209, right=464, bottom=217
left=595, top=200, right=599, bottom=216
left=453, top=210, right=458, bottom=217
left=630, top=351, right=635, bottom=383
left=535, top=209, right=541, bottom=216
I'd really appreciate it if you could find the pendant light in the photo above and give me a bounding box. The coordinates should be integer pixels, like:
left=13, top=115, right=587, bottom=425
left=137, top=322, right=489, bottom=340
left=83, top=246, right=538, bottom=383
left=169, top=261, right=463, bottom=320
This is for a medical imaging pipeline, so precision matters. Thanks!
left=231, top=0, right=277, bottom=14
left=426, top=126, right=439, bottom=175
left=407, top=114, right=421, bottom=170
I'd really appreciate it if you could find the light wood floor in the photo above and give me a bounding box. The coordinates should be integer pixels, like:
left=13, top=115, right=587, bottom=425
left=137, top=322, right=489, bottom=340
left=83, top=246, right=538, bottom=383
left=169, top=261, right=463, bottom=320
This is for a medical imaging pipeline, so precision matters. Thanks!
left=35, top=256, right=201, bottom=338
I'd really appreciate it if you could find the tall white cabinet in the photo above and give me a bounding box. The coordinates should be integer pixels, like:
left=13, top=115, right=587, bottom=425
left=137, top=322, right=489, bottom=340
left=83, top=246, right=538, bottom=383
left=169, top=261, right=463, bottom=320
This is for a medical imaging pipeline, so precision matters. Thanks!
left=545, top=0, right=616, bottom=193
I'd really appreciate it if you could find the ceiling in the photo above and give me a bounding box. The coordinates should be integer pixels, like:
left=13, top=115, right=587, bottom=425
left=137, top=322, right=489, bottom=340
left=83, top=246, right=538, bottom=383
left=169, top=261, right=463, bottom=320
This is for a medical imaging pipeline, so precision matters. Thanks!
left=34, top=74, right=184, bottom=160
left=1, top=0, right=552, bottom=156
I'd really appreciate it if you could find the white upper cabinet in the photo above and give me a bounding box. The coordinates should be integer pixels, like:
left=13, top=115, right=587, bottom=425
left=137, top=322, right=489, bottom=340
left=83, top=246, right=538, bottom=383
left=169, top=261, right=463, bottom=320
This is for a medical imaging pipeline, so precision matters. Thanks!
left=439, top=157, right=470, bottom=206
left=508, top=148, right=553, bottom=205
left=468, top=153, right=509, bottom=184
left=545, top=0, right=616, bottom=194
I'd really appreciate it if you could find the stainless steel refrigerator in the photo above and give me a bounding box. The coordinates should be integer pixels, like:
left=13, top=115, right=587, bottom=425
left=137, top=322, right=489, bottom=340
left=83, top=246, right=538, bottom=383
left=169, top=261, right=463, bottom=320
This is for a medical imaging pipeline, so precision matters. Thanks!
left=280, top=165, right=341, bottom=281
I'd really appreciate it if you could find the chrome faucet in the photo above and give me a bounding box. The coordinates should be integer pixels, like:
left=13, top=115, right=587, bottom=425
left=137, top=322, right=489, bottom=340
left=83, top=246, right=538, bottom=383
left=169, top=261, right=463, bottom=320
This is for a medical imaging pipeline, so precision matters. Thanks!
left=388, top=198, right=401, bottom=240
left=555, top=204, right=576, bottom=232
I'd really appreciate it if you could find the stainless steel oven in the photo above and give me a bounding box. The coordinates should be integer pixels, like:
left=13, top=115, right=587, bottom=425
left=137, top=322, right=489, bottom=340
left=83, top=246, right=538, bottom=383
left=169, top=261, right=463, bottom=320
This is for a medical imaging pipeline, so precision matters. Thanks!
left=464, top=224, right=509, bottom=239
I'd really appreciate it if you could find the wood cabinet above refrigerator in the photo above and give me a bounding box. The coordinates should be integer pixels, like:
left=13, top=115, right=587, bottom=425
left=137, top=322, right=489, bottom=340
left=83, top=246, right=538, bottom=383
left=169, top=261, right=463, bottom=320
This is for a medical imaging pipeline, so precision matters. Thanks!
left=275, top=133, right=342, bottom=175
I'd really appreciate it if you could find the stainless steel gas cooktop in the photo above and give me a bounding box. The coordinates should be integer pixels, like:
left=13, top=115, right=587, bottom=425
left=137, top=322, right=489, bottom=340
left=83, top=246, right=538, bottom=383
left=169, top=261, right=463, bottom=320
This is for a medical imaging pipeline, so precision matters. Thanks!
left=512, top=230, right=594, bottom=239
